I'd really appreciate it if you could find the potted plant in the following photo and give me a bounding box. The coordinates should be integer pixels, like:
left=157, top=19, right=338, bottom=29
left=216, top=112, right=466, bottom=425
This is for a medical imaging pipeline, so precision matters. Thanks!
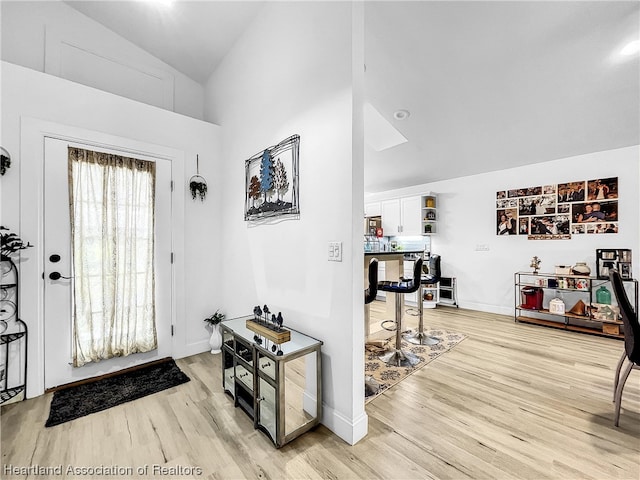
left=1, top=226, right=33, bottom=260
left=204, top=310, right=225, bottom=354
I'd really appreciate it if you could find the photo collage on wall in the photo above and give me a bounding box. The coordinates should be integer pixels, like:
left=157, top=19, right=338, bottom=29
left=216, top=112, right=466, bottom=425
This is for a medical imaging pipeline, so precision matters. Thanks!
left=496, top=177, right=618, bottom=239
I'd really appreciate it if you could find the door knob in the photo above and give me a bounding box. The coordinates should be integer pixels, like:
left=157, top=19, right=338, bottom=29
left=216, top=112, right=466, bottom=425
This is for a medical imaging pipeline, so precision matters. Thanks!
left=49, top=272, right=73, bottom=280
left=49, top=254, right=61, bottom=263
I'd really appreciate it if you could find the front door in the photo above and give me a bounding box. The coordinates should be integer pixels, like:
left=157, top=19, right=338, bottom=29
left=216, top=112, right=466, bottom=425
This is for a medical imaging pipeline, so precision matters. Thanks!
left=43, top=137, right=173, bottom=389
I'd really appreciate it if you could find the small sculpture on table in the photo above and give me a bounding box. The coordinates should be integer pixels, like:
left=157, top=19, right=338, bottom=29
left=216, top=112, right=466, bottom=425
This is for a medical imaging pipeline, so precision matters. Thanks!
left=247, top=304, right=291, bottom=344
left=530, top=256, right=542, bottom=274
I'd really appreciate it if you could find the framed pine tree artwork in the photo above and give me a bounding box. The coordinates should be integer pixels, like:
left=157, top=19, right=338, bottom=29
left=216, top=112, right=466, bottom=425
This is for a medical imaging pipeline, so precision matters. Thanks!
left=244, top=135, right=300, bottom=221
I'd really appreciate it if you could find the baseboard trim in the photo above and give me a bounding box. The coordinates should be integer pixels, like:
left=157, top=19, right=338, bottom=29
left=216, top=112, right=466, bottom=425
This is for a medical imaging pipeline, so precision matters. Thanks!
left=459, top=302, right=512, bottom=316
left=177, top=340, right=211, bottom=359
left=321, top=405, right=368, bottom=446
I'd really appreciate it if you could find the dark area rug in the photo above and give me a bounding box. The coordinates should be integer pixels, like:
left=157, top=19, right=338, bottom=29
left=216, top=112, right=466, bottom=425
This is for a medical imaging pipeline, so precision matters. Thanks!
left=45, top=359, right=190, bottom=427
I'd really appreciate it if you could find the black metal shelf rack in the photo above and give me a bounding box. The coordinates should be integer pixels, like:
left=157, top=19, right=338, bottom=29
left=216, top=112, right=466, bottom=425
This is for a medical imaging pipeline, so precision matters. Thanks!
left=1, top=256, right=28, bottom=405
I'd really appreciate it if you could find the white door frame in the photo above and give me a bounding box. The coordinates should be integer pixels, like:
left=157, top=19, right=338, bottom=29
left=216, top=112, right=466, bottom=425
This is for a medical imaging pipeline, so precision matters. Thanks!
left=20, top=117, right=185, bottom=397
left=43, top=137, right=172, bottom=388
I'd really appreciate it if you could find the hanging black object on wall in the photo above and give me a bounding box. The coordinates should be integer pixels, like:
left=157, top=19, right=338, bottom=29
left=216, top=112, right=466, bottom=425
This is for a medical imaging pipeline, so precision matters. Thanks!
left=189, top=154, right=208, bottom=201
left=0, top=147, right=11, bottom=176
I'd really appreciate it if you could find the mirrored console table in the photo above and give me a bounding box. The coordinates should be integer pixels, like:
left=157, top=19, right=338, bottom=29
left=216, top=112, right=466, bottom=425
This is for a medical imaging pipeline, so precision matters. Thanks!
left=220, top=316, right=322, bottom=448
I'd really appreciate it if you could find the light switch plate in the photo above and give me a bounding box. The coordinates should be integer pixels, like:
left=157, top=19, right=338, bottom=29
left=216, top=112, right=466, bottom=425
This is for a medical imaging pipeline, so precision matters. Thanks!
left=328, top=241, right=342, bottom=262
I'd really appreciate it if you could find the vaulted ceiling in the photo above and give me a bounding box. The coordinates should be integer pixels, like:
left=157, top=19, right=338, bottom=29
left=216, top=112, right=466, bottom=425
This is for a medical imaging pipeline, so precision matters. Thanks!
left=66, top=1, right=640, bottom=193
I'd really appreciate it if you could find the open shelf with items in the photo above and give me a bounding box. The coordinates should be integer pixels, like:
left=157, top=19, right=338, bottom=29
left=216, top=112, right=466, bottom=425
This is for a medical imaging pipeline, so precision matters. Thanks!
left=438, top=277, right=458, bottom=307
left=221, top=315, right=322, bottom=448
left=421, top=194, right=437, bottom=235
left=422, top=281, right=439, bottom=309
left=514, top=271, right=638, bottom=339
left=1, top=256, right=28, bottom=405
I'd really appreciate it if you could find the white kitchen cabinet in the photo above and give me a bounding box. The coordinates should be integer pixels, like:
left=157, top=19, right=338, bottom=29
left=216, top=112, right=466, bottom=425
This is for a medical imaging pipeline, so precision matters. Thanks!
left=364, top=202, right=381, bottom=217
left=381, top=196, right=422, bottom=236
left=400, top=196, right=423, bottom=236
left=381, top=199, right=401, bottom=235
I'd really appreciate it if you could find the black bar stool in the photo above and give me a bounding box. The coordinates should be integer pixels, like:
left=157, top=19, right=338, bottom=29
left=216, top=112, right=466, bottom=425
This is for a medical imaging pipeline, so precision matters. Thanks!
left=377, top=257, right=423, bottom=367
left=406, top=254, right=441, bottom=346
left=365, top=258, right=378, bottom=304
left=365, top=258, right=379, bottom=340
left=364, top=258, right=382, bottom=396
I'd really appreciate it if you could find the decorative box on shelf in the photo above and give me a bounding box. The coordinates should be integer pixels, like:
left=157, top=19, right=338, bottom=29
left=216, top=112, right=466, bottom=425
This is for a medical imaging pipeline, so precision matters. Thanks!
left=245, top=320, right=291, bottom=344
left=603, top=323, right=621, bottom=336
left=549, top=298, right=565, bottom=315
left=554, top=265, right=572, bottom=275
left=591, top=303, right=620, bottom=321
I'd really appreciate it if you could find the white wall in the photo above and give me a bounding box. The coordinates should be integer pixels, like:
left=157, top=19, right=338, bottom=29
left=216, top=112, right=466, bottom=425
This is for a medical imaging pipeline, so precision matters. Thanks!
left=1, top=1, right=204, bottom=120
left=204, top=2, right=367, bottom=444
left=366, top=146, right=640, bottom=314
left=1, top=62, right=221, bottom=396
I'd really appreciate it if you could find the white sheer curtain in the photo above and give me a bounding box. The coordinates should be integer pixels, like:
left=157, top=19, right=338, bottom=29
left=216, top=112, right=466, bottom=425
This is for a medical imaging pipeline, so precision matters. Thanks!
left=68, top=147, right=157, bottom=367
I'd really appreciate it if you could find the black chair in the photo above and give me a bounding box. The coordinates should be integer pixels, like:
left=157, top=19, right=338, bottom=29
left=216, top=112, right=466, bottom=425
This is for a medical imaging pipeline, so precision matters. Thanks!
left=365, top=258, right=378, bottom=304
left=406, top=254, right=441, bottom=346
left=377, top=257, right=423, bottom=367
left=609, top=268, right=640, bottom=427
left=364, top=258, right=382, bottom=396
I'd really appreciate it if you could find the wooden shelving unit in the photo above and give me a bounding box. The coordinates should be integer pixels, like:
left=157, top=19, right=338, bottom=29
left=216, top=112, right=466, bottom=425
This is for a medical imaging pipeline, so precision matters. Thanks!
left=514, top=271, right=638, bottom=340
left=515, top=315, right=624, bottom=339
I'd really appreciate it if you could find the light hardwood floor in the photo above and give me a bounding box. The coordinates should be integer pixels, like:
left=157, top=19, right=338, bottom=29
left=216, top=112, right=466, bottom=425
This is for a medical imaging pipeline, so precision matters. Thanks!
left=2, top=303, right=639, bottom=479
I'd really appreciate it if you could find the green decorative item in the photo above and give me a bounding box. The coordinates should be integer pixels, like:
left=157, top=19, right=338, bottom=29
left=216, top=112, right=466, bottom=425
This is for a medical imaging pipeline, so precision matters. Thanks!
left=596, top=285, right=611, bottom=305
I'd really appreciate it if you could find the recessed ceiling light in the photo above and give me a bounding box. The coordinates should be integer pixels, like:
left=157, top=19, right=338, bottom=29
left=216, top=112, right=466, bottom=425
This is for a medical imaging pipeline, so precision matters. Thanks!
left=393, top=110, right=410, bottom=120
left=620, top=40, right=640, bottom=56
